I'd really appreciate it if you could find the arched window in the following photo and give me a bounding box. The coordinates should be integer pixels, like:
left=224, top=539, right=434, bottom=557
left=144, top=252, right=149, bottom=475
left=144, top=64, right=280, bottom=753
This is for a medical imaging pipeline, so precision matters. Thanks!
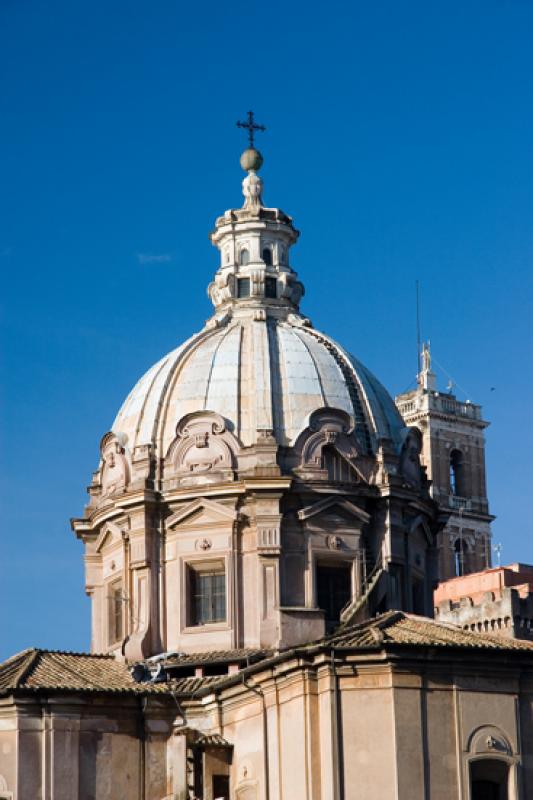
left=239, top=249, right=249, bottom=266
left=262, top=247, right=272, bottom=266
left=450, top=449, right=464, bottom=496
left=454, top=538, right=468, bottom=577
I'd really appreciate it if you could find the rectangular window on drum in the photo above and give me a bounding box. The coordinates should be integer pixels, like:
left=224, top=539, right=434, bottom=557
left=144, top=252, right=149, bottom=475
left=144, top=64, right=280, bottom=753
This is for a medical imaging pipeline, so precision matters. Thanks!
left=265, top=276, right=277, bottom=298
left=107, top=580, right=123, bottom=645
left=237, top=278, right=250, bottom=298
left=189, top=565, right=226, bottom=626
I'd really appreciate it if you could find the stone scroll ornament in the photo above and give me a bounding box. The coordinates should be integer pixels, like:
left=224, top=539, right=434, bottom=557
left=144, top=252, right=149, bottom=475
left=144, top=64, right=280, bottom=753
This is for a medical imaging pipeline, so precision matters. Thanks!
left=99, top=432, right=130, bottom=497
left=399, top=426, right=423, bottom=489
left=291, top=407, right=372, bottom=483
left=166, top=411, right=239, bottom=484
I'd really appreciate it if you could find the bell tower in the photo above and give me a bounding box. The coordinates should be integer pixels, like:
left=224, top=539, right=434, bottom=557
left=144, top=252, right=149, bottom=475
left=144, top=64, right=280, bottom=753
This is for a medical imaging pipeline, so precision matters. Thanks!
left=396, top=343, right=494, bottom=580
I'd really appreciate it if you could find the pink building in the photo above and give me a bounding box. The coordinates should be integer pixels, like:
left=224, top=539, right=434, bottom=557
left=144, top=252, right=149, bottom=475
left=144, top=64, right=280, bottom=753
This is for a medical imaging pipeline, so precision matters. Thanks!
left=434, top=563, right=533, bottom=639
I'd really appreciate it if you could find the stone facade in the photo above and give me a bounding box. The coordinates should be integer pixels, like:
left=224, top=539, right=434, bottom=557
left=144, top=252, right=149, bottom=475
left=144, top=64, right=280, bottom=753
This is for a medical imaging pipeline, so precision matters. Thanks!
left=435, top=563, right=533, bottom=640
left=396, top=346, right=493, bottom=580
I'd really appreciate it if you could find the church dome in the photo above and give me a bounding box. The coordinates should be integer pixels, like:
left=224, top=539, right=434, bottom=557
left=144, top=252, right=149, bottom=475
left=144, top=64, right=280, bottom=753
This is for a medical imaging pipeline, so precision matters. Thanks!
left=112, top=316, right=405, bottom=457
left=110, top=143, right=406, bottom=466
left=75, top=132, right=435, bottom=664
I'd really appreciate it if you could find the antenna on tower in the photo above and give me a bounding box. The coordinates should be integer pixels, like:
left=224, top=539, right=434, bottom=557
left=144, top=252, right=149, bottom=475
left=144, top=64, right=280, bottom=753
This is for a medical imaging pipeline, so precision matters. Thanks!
left=416, top=280, right=421, bottom=377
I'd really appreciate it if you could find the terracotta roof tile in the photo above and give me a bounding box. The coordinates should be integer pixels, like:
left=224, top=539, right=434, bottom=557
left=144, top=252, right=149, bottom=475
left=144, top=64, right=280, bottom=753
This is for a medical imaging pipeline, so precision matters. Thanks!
left=3, top=612, right=530, bottom=700
left=0, top=649, right=39, bottom=694
left=0, top=648, right=231, bottom=698
left=0, top=649, right=169, bottom=695
left=328, top=611, right=533, bottom=651
left=162, top=648, right=270, bottom=668
left=171, top=675, right=225, bottom=694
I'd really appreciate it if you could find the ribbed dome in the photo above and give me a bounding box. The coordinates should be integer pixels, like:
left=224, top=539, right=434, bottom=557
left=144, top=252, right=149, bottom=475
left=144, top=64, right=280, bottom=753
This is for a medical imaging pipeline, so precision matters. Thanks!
left=112, top=316, right=405, bottom=457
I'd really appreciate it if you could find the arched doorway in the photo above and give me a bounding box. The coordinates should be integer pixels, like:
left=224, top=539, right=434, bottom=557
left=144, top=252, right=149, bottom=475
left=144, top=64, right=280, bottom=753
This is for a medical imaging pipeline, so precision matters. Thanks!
left=470, top=758, right=509, bottom=800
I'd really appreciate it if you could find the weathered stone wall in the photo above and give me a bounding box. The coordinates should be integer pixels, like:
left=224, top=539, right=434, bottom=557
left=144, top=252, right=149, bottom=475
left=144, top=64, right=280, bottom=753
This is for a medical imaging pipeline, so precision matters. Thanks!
left=436, top=586, right=533, bottom=640
left=0, top=696, right=177, bottom=800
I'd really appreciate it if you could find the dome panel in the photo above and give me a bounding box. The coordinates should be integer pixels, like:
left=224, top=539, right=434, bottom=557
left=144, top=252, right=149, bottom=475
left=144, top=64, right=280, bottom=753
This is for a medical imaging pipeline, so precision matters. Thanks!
left=345, top=352, right=405, bottom=447
left=205, top=325, right=242, bottom=431
left=252, top=319, right=274, bottom=439
left=291, top=327, right=353, bottom=416
left=163, top=329, right=226, bottom=452
left=113, top=352, right=172, bottom=449
left=137, top=337, right=197, bottom=446
left=276, top=325, right=327, bottom=443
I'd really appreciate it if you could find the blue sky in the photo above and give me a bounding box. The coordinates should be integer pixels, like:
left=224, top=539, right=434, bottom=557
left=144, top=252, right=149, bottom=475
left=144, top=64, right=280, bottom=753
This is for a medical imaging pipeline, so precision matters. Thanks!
left=1, top=0, right=532, bottom=659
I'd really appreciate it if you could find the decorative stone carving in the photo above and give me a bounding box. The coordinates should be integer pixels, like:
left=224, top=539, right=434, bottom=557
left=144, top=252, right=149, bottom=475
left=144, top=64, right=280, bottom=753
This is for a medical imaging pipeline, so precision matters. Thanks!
left=257, top=519, right=281, bottom=553
left=242, top=170, right=263, bottom=210
left=327, top=534, right=344, bottom=550
left=291, top=408, right=371, bottom=483
left=287, top=312, right=312, bottom=328
left=278, top=270, right=304, bottom=305
left=196, top=538, right=212, bottom=551
left=399, top=426, right=423, bottom=489
left=99, top=432, right=130, bottom=498
left=208, top=270, right=233, bottom=307
left=468, top=725, right=512, bottom=756
left=166, top=412, right=238, bottom=486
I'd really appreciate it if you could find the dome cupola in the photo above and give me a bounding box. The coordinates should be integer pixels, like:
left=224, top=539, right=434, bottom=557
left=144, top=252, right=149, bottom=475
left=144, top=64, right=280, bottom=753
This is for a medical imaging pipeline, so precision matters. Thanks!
left=208, top=113, right=304, bottom=318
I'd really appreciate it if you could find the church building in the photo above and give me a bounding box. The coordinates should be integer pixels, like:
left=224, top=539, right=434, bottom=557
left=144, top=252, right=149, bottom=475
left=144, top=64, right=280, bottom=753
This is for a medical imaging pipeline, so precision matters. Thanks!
left=0, top=119, right=531, bottom=800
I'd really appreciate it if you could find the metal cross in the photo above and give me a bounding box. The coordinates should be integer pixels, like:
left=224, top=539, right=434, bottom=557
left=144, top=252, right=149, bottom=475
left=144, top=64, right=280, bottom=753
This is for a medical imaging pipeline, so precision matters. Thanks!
left=236, top=111, right=266, bottom=148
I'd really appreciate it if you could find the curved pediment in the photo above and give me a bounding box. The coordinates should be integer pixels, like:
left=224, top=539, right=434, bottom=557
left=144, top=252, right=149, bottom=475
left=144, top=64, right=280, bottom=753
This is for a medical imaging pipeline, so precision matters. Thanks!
left=290, top=407, right=373, bottom=484
left=468, top=725, right=513, bottom=756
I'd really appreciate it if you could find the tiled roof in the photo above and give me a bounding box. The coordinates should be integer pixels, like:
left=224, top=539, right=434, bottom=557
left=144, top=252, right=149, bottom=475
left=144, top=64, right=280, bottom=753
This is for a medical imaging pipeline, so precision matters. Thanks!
left=327, top=611, right=533, bottom=651
left=0, top=648, right=232, bottom=698
left=162, top=648, right=270, bottom=668
left=196, top=733, right=232, bottom=747
left=3, top=613, right=531, bottom=699
left=0, top=649, right=171, bottom=696
left=171, top=675, right=226, bottom=694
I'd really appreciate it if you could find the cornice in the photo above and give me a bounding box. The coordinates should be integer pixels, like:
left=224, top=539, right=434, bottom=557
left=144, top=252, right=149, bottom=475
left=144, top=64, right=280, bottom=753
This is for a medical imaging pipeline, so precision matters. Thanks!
left=400, top=409, right=489, bottom=430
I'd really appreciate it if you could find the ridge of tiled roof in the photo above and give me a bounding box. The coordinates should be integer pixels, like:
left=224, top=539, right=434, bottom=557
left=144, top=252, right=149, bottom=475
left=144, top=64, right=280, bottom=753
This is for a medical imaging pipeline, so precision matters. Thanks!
left=160, top=647, right=271, bottom=667
left=327, top=610, right=533, bottom=651
left=0, top=649, right=41, bottom=694
left=170, top=675, right=227, bottom=695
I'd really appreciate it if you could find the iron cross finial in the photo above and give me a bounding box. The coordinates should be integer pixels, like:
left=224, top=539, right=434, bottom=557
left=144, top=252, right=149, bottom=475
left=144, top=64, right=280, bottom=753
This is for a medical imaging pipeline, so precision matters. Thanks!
left=236, top=111, right=266, bottom=148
